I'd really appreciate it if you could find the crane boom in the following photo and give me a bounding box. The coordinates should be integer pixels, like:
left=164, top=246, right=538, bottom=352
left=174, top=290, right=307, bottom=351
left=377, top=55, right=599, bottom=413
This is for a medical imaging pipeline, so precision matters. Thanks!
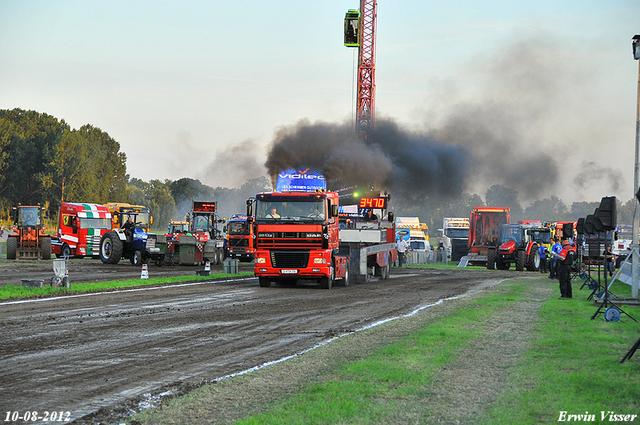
left=356, top=0, right=377, bottom=138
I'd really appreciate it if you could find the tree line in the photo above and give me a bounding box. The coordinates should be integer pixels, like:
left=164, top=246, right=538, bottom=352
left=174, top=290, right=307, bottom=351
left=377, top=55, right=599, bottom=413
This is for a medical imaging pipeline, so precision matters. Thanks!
left=0, top=108, right=271, bottom=228
left=1, top=108, right=632, bottom=235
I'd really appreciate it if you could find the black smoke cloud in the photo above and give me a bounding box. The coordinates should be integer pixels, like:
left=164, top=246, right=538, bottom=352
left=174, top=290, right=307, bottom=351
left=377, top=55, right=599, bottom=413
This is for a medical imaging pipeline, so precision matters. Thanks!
left=265, top=118, right=468, bottom=200
left=573, top=161, right=623, bottom=192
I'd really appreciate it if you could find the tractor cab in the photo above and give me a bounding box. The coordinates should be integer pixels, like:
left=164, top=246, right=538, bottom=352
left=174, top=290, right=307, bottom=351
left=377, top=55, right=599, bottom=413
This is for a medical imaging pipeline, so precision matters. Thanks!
left=17, top=206, right=43, bottom=227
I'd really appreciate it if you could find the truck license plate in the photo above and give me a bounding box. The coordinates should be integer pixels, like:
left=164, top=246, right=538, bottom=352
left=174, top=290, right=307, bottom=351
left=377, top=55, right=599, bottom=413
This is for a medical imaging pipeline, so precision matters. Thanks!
left=281, top=269, right=299, bottom=274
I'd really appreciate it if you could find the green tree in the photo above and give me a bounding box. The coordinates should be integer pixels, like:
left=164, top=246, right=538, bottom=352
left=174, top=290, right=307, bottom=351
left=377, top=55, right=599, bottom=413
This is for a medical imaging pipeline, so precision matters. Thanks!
left=523, top=196, right=568, bottom=222
left=148, top=180, right=176, bottom=228
left=569, top=201, right=600, bottom=220
left=0, top=109, right=67, bottom=206
left=485, top=185, right=523, bottom=218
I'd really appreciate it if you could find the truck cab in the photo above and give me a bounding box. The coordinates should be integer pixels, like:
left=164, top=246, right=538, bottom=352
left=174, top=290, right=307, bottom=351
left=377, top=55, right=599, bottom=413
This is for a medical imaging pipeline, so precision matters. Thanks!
left=52, top=202, right=112, bottom=258
left=252, top=191, right=341, bottom=288
left=226, top=215, right=255, bottom=262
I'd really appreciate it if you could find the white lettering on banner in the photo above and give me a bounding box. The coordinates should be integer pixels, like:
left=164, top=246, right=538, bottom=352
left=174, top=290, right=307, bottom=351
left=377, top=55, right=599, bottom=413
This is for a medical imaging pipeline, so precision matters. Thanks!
left=558, top=410, right=639, bottom=422
left=278, top=172, right=326, bottom=180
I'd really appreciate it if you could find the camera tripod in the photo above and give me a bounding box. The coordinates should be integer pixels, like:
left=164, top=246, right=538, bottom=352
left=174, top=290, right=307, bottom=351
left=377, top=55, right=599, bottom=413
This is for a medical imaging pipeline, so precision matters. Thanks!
left=620, top=335, right=640, bottom=363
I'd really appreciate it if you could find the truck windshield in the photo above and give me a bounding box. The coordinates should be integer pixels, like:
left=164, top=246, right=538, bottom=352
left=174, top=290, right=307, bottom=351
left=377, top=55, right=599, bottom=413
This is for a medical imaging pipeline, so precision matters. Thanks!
left=445, top=228, right=468, bottom=238
left=228, top=221, right=249, bottom=235
left=256, top=199, right=325, bottom=223
left=79, top=217, right=111, bottom=230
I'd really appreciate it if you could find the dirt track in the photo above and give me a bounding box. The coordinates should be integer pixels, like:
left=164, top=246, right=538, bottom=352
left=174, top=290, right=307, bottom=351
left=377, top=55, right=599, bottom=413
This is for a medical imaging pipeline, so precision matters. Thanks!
left=0, top=259, right=515, bottom=424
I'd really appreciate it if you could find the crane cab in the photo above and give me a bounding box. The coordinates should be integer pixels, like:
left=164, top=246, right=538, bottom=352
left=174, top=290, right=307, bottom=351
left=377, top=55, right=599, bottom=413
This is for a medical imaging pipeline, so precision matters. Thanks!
left=344, top=9, right=360, bottom=47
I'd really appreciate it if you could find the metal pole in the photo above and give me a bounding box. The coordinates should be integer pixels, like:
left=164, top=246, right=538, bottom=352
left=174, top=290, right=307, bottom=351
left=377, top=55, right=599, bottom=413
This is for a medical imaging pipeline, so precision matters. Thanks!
left=633, top=58, right=640, bottom=299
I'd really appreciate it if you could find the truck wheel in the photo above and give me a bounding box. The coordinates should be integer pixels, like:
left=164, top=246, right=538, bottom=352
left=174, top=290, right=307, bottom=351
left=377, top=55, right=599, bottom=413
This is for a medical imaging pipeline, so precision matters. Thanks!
left=259, top=277, right=271, bottom=287
left=320, top=276, right=333, bottom=289
left=41, top=237, right=51, bottom=260
left=526, top=244, right=540, bottom=271
left=58, top=244, right=71, bottom=259
left=100, top=231, right=123, bottom=264
left=382, top=264, right=390, bottom=280
left=343, top=264, right=351, bottom=286
left=516, top=250, right=526, bottom=271
left=486, top=248, right=496, bottom=270
left=6, top=237, right=17, bottom=259
left=130, top=250, right=142, bottom=266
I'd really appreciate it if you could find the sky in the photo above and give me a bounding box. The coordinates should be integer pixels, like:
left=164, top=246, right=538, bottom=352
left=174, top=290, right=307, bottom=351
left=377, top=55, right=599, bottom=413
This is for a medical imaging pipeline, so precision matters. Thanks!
left=1, top=0, right=640, bottom=207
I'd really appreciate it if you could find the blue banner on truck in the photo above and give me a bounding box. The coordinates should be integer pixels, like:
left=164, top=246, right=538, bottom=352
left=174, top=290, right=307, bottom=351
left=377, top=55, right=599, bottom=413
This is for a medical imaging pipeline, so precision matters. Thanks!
left=276, top=168, right=326, bottom=192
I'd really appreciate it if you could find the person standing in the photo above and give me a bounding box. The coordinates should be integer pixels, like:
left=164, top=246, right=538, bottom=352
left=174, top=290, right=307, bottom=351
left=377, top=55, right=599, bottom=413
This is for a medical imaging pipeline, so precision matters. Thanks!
left=548, top=239, right=576, bottom=298
left=549, top=238, right=562, bottom=279
left=604, top=245, right=615, bottom=277
left=538, top=244, right=548, bottom=273
left=396, top=237, right=409, bottom=267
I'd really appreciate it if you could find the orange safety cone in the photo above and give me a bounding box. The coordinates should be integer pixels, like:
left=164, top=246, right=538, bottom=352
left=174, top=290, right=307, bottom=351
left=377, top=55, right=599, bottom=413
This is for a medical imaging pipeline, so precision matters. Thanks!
left=140, top=264, right=149, bottom=279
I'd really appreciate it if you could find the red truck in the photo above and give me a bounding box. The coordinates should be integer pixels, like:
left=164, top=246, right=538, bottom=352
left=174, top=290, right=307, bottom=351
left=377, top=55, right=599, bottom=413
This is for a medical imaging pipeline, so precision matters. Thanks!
left=250, top=190, right=397, bottom=289
left=52, top=202, right=112, bottom=258
left=458, top=207, right=510, bottom=267
left=226, top=214, right=255, bottom=262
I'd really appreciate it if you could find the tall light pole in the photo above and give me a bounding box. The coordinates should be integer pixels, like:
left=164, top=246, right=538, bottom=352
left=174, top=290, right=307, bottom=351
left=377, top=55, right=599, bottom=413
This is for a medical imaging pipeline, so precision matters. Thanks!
left=632, top=35, right=640, bottom=300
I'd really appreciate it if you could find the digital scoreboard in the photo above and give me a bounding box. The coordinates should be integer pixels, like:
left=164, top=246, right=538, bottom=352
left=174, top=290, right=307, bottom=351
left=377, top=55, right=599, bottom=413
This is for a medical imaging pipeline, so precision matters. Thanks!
left=192, top=201, right=216, bottom=213
left=358, top=197, right=387, bottom=209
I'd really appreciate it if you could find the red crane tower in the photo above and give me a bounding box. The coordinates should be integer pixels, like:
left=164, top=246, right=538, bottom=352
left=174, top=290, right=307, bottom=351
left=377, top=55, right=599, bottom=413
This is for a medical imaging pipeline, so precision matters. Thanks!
left=344, top=0, right=377, bottom=138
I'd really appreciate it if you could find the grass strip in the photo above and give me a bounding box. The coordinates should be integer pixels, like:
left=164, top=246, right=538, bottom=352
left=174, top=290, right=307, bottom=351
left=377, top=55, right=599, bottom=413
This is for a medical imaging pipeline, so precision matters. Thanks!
left=133, top=277, right=640, bottom=425
left=0, top=271, right=254, bottom=299
left=478, top=282, right=640, bottom=425
left=232, top=281, right=530, bottom=425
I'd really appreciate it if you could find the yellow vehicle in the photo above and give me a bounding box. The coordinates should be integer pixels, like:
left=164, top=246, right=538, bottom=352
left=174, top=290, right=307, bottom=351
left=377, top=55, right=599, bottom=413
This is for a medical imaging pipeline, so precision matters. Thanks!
left=105, top=203, right=153, bottom=232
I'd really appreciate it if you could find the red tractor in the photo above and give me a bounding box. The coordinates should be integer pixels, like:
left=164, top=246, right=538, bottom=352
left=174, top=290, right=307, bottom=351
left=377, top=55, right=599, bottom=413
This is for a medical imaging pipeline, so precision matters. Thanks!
left=6, top=204, right=52, bottom=260
left=487, top=224, right=550, bottom=271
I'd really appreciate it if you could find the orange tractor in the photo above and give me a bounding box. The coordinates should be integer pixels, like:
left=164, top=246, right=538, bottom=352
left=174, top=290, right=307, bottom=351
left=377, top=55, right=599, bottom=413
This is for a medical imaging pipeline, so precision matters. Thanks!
left=6, top=204, right=52, bottom=259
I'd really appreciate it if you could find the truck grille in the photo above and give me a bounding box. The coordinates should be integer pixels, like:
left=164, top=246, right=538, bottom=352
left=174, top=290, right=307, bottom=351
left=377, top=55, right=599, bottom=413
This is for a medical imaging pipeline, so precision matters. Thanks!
left=229, top=238, right=249, bottom=247
left=257, top=233, right=323, bottom=250
left=89, top=235, right=101, bottom=255
left=270, top=251, right=309, bottom=268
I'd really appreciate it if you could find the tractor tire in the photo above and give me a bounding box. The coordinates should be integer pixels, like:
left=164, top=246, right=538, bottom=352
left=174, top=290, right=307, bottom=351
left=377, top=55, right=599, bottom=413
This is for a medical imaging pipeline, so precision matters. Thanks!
left=130, top=250, right=142, bottom=266
left=41, top=237, right=51, bottom=260
left=6, top=237, right=17, bottom=259
left=516, top=250, right=526, bottom=271
left=100, top=231, right=123, bottom=264
left=526, top=244, right=540, bottom=271
left=486, top=248, right=497, bottom=270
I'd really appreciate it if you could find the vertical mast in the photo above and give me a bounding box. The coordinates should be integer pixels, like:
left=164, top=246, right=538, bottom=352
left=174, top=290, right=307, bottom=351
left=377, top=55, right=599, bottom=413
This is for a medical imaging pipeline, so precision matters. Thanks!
left=356, top=0, right=376, bottom=138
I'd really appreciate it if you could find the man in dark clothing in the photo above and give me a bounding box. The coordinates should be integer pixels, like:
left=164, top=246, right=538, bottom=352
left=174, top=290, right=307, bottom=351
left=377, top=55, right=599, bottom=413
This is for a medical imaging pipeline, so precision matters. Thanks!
left=122, top=216, right=135, bottom=241
left=548, top=239, right=576, bottom=298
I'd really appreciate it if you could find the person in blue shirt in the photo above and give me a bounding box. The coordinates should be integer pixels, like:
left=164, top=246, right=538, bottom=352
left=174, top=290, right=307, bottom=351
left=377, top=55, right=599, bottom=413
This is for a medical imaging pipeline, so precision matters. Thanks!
left=538, top=244, right=548, bottom=273
left=549, top=238, right=562, bottom=279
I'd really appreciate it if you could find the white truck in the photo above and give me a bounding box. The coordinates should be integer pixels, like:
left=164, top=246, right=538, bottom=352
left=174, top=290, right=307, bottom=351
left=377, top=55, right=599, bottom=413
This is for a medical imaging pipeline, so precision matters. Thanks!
left=441, top=217, right=470, bottom=262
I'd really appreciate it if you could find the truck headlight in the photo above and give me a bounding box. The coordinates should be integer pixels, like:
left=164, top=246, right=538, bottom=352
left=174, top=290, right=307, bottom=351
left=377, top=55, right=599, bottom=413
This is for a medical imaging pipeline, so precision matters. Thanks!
left=255, top=257, right=266, bottom=264
left=313, top=258, right=326, bottom=264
